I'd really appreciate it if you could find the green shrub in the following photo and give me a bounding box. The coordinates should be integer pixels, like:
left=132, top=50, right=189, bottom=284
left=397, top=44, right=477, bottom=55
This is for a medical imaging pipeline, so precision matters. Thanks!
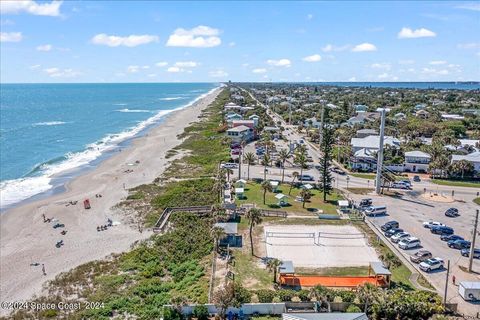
left=255, top=289, right=276, bottom=303
left=193, top=305, right=209, bottom=320
left=346, top=304, right=362, bottom=313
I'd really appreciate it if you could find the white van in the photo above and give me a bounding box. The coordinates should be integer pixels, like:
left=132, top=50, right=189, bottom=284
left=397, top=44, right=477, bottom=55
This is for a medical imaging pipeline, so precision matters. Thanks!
left=364, top=205, right=387, bottom=216
left=398, top=237, right=421, bottom=250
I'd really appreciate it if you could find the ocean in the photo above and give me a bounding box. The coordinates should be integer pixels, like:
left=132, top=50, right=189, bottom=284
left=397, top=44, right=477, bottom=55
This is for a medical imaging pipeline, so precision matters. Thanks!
left=0, top=83, right=219, bottom=209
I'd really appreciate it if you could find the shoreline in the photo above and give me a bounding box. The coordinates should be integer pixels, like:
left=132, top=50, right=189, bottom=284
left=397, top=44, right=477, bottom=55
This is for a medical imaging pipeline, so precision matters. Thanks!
left=0, top=87, right=222, bottom=309
left=0, top=85, right=220, bottom=212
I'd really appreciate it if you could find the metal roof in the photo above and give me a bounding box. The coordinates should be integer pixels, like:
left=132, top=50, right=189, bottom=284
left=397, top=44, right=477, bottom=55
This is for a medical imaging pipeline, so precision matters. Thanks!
left=370, top=262, right=392, bottom=275
left=279, top=260, right=295, bottom=274
left=214, top=222, right=238, bottom=234
left=460, top=281, right=480, bottom=289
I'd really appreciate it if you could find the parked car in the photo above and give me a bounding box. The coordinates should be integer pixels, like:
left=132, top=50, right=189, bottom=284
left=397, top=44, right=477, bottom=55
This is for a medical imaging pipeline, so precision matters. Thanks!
left=448, top=240, right=471, bottom=249
left=400, top=180, right=412, bottom=187
left=391, top=232, right=411, bottom=243
left=413, top=175, right=421, bottom=182
left=419, top=257, right=444, bottom=272
left=431, top=226, right=454, bottom=235
left=385, top=227, right=404, bottom=238
left=461, top=248, right=480, bottom=259
left=221, top=163, right=238, bottom=169
left=298, top=174, right=314, bottom=181
left=53, top=223, right=65, bottom=229
left=399, top=237, right=421, bottom=250
left=423, top=221, right=445, bottom=229
left=358, top=198, right=373, bottom=208
left=392, top=182, right=411, bottom=190
left=364, top=206, right=387, bottom=216
left=381, top=221, right=399, bottom=231
left=410, top=250, right=433, bottom=263
left=445, top=208, right=460, bottom=217
left=440, top=234, right=464, bottom=242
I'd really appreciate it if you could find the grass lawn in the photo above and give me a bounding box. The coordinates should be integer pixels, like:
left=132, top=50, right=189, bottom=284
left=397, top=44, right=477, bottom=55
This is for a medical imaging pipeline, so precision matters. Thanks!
left=350, top=173, right=376, bottom=180
left=236, top=181, right=343, bottom=215
left=430, top=179, right=480, bottom=188
left=296, top=266, right=369, bottom=276
left=231, top=248, right=273, bottom=290
left=474, top=197, right=480, bottom=205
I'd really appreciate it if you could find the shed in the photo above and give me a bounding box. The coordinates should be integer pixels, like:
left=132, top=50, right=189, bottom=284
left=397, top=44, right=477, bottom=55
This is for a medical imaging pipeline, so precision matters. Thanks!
left=369, top=262, right=391, bottom=287
left=235, top=179, right=247, bottom=188
left=301, top=183, right=313, bottom=190
left=275, top=193, right=288, bottom=206
left=279, top=260, right=295, bottom=275
left=235, top=187, right=245, bottom=199
left=270, top=180, right=280, bottom=192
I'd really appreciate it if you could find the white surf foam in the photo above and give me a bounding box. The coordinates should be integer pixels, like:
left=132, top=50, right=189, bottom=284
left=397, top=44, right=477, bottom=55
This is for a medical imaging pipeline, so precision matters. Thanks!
left=116, top=108, right=151, bottom=113
left=1, top=86, right=220, bottom=209
left=33, top=121, right=68, bottom=126
left=159, top=97, right=183, bottom=101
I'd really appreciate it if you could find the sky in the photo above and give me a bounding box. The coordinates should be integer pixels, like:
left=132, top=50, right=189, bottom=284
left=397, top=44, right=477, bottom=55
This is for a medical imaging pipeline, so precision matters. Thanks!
left=1, top=0, right=479, bottom=83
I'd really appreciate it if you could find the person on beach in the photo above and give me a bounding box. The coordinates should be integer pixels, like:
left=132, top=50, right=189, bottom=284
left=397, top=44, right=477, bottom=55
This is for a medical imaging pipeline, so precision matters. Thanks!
left=42, top=214, right=46, bottom=222
left=42, top=264, right=46, bottom=276
left=452, top=275, right=456, bottom=285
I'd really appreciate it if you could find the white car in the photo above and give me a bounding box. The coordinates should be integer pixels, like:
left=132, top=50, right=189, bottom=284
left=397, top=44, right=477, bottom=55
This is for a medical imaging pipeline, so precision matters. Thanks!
left=419, top=257, right=444, bottom=272
left=398, top=237, right=421, bottom=250
left=391, top=232, right=410, bottom=243
left=423, top=221, right=445, bottom=229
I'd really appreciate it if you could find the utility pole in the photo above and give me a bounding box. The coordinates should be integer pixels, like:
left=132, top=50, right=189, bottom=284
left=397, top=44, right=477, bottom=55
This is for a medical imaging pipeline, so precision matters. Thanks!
left=375, top=108, right=386, bottom=195
left=468, top=209, right=479, bottom=272
left=318, top=103, right=325, bottom=148
left=444, top=259, right=450, bottom=305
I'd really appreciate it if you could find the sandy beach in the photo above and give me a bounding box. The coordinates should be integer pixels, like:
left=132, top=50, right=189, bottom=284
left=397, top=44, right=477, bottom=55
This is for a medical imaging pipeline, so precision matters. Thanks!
left=0, top=87, right=221, bottom=309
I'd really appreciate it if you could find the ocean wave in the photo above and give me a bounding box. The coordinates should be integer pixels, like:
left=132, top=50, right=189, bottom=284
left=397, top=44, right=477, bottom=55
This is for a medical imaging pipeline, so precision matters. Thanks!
left=0, top=85, right=221, bottom=209
left=116, top=108, right=151, bottom=113
left=159, top=97, right=183, bottom=101
left=33, top=121, right=68, bottom=126
left=113, top=103, right=127, bottom=106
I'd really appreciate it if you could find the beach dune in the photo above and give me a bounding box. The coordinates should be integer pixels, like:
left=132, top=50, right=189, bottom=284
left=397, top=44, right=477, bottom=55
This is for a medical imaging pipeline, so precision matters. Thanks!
left=0, top=88, right=221, bottom=309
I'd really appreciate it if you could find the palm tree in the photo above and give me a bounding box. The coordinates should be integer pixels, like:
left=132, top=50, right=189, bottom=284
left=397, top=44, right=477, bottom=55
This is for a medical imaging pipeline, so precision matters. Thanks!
left=266, top=258, right=282, bottom=283
left=278, top=149, right=290, bottom=183
left=225, top=168, right=233, bottom=182
left=244, top=152, right=256, bottom=180
left=288, top=171, right=299, bottom=195
left=211, top=226, right=226, bottom=252
left=357, top=283, right=381, bottom=313
left=261, top=153, right=271, bottom=180
left=300, top=189, right=312, bottom=208
left=308, top=286, right=331, bottom=312
left=211, top=204, right=227, bottom=222
left=246, top=208, right=263, bottom=256
left=261, top=180, right=273, bottom=205
left=294, top=152, right=307, bottom=183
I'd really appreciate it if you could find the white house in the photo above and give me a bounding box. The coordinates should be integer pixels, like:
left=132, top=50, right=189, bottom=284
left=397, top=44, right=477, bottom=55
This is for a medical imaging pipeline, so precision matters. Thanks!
left=404, top=150, right=431, bottom=173
left=451, top=152, right=480, bottom=173
left=226, top=125, right=253, bottom=143
left=248, top=114, right=260, bottom=126
left=304, top=117, right=322, bottom=128
left=441, top=114, right=465, bottom=121
left=355, top=104, right=368, bottom=112
left=350, top=135, right=401, bottom=154
left=356, top=129, right=378, bottom=138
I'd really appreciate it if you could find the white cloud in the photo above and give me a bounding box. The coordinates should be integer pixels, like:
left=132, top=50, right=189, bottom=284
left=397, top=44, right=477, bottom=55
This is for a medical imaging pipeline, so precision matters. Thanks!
left=91, top=33, right=159, bottom=47
left=0, top=31, right=22, bottom=42
left=209, top=69, right=228, bottom=78
left=351, top=43, right=377, bottom=52
left=43, top=67, right=81, bottom=78
left=174, top=61, right=197, bottom=68
left=429, top=60, right=447, bottom=65
left=166, top=25, right=221, bottom=48
left=370, top=63, right=391, bottom=70
left=378, top=73, right=389, bottom=79
left=398, top=27, right=436, bottom=39
left=29, top=64, right=41, bottom=70
left=421, top=67, right=449, bottom=75
left=0, top=0, right=62, bottom=17
left=167, top=66, right=181, bottom=73
left=0, top=19, right=15, bottom=26
left=322, top=44, right=349, bottom=52
left=36, top=44, right=52, bottom=51
left=457, top=42, right=480, bottom=49
left=155, top=61, right=168, bottom=67
left=455, top=3, right=480, bottom=11
left=307, top=14, right=314, bottom=20
left=228, top=41, right=236, bottom=47
left=398, top=59, right=415, bottom=65
left=267, top=59, right=291, bottom=67
left=127, top=65, right=140, bottom=73
left=302, top=54, right=321, bottom=62
left=252, top=68, right=267, bottom=74
left=348, top=77, right=357, bottom=82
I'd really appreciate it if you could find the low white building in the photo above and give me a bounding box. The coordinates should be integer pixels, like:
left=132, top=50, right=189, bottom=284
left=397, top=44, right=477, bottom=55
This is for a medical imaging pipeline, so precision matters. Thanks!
left=404, top=150, right=431, bottom=173
left=226, top=125, right=253, bottom=143
left=451, top=152, right=480, bottom=173
left=350, top=135, right=401, bottom=154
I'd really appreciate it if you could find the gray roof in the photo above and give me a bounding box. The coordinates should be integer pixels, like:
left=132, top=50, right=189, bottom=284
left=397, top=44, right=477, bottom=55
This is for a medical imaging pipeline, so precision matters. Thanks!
left=279, top=260, right=295, bottom=274
left=351, top=135, right=400, bottom=150
left=405, top=150, right=431, bottom=158
left=370, top=262, right=392, bottom=276
left=227, top=125, right=251, bottom=133
left=214, top=222, right=238, bottom=234
left=452, top=151, right=480, bottom=163
left=283, top=313, right=368, bottom=320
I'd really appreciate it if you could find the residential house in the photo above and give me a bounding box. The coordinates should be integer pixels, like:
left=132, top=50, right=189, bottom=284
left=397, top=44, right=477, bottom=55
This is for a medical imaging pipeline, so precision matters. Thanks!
left=404, top=150, right=431, bottom=173
left=414, top=104, right=426, bottom=111
left=354, top=104, right=368, bottom=112
left=350, top=135, right=401, bottom=154
left=224, top=102, right=243, bottom=111
left=350, top=148, right=376, bottom=171
left=441, top=114, right=465, bottom=121
left=356, top=129, right=378, bottom=138
left=304, top=117, right=322, bottom=128
left=415, top=110, right=430, bottom=119
left=264, top=126, right=281, bottom=139
left=248, top=114, right=260, bottom=126
left=393, top=112, right=406, bottom=120
left=446, top=139, right=480, bottom=153
left=226, top=125, right=253, bottom=143
left=232, top=119, right=256, bottom=129
left=350, top=135, right=401, bottom=171
left=347, top=112, right=380, bottom=126
left=451, top=152, right=480, bottom=173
